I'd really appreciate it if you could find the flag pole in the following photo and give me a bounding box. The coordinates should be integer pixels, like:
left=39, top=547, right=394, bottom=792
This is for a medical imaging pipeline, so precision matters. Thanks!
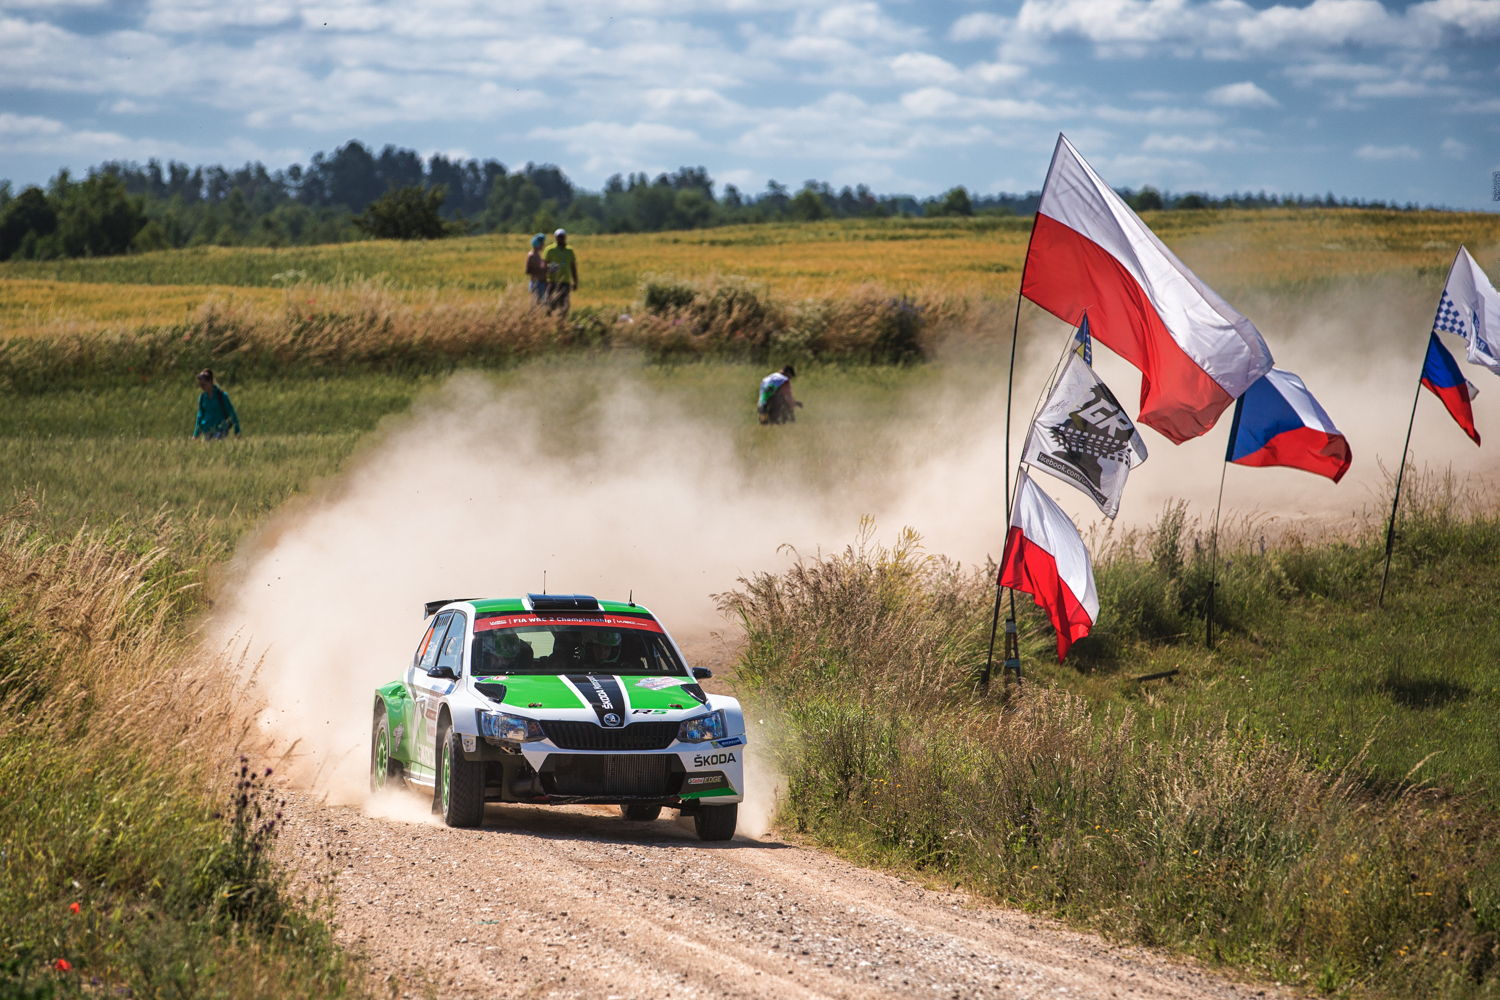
left=983, top=249, right=1036, bottom=690
left=1207, top=394, right=1246, bottom=647
left=1378, top=373, right=1425, bottom=607
left=1206, top=458, right=1229, bottom=648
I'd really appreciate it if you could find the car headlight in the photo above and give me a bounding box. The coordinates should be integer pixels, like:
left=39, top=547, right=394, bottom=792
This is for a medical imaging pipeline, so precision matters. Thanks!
left=677, top=710, right=727, bottom=743
left=478, top=710, right=543, bottom=743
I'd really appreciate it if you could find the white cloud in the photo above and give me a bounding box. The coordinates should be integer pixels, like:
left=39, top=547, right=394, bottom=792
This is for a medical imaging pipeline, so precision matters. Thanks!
left=144, top=0, right=300, bottom=32
left=1207, top=80, right=1279, bottom=107
left=972, top=61, right=1028, bottom=84
left=1441, top=137, right=1469, bottom=158
left=890, top=51, right=963, bottom=84
left=1408, top=0, right=1500, bottom=38
left=1012, top=0, right=1500, bottom=55
left=1094, top=104, right=1222, bottom=126
left=949, top=12, right=1011, bottom=41
left=1354, top=142, right=1421, bottom=160
left=1142, top=133, right=1239, bottom=153
left=803, top=2, right=916, bottom=43
left=898, top=86, right=1061, bottom=120
left=0, top=112, right=65, bottom=136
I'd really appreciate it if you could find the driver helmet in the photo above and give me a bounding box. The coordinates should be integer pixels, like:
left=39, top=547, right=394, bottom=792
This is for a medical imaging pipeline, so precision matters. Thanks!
left=583, top=629, right=622, bottom=662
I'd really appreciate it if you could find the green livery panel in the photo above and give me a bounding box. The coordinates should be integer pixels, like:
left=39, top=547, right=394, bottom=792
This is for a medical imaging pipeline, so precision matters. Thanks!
left=496, top=674, right=587, bottom=710
left=375, top=681, right=413, bottom=760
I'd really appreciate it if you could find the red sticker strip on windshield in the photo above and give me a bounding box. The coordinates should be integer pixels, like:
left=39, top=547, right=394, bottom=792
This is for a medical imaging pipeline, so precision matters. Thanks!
left=473, top=613, right=665, bottom=634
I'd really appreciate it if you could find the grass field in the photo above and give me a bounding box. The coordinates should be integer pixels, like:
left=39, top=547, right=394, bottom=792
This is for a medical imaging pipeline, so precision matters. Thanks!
left=3, top=210, right=1499, bottom=339
left=7, top=212, right=1500, bottom=997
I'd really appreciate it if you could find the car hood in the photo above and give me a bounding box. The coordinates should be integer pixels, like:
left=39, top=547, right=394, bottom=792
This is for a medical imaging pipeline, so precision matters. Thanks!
left=474, top=673, right=711, bottom=720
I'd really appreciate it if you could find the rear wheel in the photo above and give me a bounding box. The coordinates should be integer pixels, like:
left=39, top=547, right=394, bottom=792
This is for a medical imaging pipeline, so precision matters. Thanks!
left=370, top=708, right=401, bottom=793
left=436, top=723, right=484, bottom=828
left=619, top=803, right=662, bottom=822
left=693, top=803, right=738, bottom=841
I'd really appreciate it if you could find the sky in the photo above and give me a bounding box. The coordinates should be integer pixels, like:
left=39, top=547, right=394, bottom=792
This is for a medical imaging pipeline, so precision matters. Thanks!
left=1, top=0, right=1498, bottom=208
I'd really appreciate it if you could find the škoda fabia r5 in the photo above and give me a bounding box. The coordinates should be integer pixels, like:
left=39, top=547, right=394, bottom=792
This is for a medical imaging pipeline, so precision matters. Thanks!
left=371, top=594, right=746, bottom=840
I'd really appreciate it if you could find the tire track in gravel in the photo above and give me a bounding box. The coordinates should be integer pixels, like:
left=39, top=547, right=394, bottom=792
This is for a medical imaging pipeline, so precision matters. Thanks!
left=279, top=790, right=1291, bottom=1000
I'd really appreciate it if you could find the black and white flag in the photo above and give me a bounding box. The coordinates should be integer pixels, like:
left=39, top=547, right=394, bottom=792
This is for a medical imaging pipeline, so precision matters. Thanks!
left=1022, top=352, right=1148, bottom=519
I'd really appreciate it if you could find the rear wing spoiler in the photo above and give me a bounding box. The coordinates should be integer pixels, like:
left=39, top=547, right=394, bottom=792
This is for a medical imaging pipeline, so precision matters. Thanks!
left=423, top=598, right=478, bottom=618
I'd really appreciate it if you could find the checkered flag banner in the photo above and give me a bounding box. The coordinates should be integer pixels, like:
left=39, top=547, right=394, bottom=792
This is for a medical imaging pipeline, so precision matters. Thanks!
left=1433, top=246, right=1500, bottom=377
left=1022, top=350, right=1148, bottom=519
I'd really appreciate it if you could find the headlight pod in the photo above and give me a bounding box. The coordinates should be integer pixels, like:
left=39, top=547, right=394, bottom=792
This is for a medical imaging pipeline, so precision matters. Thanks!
left=677, top=709, right=727, bottom=743
left=478, top=710, right=544, bottom=743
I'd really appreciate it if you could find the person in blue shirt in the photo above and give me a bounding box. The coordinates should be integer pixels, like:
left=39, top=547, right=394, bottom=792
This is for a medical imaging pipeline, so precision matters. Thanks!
left=193, top=368, right=241, bottom=440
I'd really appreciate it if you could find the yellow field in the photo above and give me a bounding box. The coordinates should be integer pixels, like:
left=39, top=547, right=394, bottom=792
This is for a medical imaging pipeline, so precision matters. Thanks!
left=2, top=210, right=1498, bottom=339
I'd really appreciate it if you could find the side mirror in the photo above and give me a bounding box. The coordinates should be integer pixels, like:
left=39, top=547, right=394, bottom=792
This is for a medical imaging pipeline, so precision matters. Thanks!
left=428, top=665, right=458, bottom=680
left=691, top=667, right=712, bottom=680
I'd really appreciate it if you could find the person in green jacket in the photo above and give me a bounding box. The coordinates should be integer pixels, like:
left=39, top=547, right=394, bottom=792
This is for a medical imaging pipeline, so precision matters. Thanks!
left=543, top=228, right=579, bottom=317
left=193, top=368, right=241, bottom=440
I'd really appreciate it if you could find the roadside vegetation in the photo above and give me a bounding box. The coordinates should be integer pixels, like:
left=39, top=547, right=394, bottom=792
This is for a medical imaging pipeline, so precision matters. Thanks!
left=0, top=503, right=367, bottom=998
left=4, top=210, right=1499, bottom=340
left=6, top=213, right=1500, bottom=997
left=723, top=492, right=1500, bottom=999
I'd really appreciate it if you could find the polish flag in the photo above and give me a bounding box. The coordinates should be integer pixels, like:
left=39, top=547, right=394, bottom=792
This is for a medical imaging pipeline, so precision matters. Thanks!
left=1421, top=331, right=1481, bottom=445
left=999, top=472, right=1098, bottom=661
left=1226, top=368, right=1352, bottom=482
left=1022, top=135, right=1274, bottom=444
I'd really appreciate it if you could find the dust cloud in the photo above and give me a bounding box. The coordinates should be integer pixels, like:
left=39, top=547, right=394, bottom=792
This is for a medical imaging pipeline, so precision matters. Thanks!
left=214, top=269, right=1500, bottom=817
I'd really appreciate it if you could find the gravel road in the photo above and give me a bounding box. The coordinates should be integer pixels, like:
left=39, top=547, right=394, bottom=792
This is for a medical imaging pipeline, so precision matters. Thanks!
left=279, top=789, right=1288, bottom=1000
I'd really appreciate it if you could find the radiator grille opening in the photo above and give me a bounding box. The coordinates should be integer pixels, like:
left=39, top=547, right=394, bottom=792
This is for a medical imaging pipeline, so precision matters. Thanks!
left=541, top=720, right=679, bottom=751
left=544, top=754, right=678, bottom=797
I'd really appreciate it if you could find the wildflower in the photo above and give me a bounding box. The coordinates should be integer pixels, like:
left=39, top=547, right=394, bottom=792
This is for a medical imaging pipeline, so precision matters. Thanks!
left=53, top=959, right=72, bottom=972
left=69, top=902, right=81, bottom=914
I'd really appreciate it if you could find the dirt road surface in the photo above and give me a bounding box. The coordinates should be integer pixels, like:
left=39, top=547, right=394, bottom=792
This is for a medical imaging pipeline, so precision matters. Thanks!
left=280, top=791, right=1288, bottom=1000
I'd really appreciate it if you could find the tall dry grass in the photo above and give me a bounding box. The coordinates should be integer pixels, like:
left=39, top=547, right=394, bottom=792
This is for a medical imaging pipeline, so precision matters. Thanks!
left=0, top=499, right=364, bottom=998
left=0, top=277, right=967, bottom=391
left=722, top=514, right=1500, bottom=998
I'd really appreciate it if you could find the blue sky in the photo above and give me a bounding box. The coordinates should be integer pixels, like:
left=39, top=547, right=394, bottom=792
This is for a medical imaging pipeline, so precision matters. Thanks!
left=1, top=0, right=1498, bottom=208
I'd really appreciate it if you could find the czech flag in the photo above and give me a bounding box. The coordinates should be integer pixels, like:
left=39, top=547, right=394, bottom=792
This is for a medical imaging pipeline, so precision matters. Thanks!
left=1421, top=331, right=1481, bottom=445
left=999, top=472, right=1098, bottom=661
left=1225, top=368, right=1352, bottom=483
left=1022, top=135, right=1274, bottom=444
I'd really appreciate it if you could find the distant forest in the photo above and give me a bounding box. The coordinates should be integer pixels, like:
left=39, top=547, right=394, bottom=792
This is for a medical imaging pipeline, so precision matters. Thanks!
left=0, top=138, right=1424, bottom=262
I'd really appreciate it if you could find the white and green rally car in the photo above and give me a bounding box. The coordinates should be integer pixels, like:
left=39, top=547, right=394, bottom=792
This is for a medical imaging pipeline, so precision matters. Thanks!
left=370, top=594, right=746, bottom=841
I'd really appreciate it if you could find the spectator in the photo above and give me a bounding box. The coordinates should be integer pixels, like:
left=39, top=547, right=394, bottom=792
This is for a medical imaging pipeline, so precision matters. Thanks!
left=543, top=228, right=579, bottom=316
left=757, top=365, right=803, bottom=425
left=192, top=369, right=240, bottom=440
left=525, top=233, right=547, bottom=305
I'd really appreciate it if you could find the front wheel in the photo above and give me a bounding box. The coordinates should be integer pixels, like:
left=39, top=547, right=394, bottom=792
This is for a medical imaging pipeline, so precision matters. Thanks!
left=620, top=803, right=662, bottom=822
left=436, top=724, right=485, bottom=828
left=693, top=803, right=738, bottom=842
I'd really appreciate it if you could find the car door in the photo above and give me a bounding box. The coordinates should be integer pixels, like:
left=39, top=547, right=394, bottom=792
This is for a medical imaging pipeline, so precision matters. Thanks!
left=407, top=611, right=458, bottom=779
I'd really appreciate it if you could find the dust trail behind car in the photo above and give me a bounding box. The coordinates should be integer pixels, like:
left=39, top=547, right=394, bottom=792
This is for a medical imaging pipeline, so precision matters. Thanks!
left=212, top=273, right=1500, bottom=815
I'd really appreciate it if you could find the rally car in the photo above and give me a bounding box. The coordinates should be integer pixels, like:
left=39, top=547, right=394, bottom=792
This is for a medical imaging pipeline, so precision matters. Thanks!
left=370, top=594, right=746, bottom=841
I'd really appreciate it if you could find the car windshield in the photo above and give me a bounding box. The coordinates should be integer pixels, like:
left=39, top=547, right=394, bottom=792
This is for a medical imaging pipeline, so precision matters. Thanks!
left=471, top=624, right=686, bottom=677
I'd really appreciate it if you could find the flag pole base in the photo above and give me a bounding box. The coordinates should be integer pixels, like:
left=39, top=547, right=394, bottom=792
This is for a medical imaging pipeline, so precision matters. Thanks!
left=1003, top=618, right=1022, bottom=683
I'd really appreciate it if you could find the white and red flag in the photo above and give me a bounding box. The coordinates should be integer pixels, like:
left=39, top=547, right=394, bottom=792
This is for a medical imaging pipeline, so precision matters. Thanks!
left=1022, top=134, right=1274, bottom=444
left=998, top=471, right=1099, bottom=661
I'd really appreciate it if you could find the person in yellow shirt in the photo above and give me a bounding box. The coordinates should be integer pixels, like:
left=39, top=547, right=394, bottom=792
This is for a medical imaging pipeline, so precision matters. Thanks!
left=543, top=228, right=579, bottom=316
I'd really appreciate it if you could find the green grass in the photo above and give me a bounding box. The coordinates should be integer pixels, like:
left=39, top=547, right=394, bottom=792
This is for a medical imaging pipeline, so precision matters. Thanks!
left=0, top=516, right=366, bottom=999
left=724, top=506, right=1500, bottom=998
left=0, top=374, right=433, bottom=551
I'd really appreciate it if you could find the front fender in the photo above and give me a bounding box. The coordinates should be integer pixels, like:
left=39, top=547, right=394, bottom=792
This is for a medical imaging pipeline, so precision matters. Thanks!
left=375, top=682, right=412, bottom=761
left=707, top=695, right=746, bottom=740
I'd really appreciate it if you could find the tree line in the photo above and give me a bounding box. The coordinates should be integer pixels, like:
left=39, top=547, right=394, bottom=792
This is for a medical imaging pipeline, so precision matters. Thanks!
left=0, top=139, right=1427, bottom=261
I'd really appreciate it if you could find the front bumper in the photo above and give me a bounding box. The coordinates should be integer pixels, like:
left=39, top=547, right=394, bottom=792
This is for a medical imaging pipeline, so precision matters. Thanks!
left=459, top=737, right=745, bottom=805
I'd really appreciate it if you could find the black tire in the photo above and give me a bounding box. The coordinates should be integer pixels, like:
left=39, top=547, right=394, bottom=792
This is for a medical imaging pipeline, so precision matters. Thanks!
left=370, top=708, right=401, bottom=793
left=437, top=723, right=485, bottom=828
left=693, top=803, right=738, bottom=841
left=620, top=803, right=662, bottom=822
